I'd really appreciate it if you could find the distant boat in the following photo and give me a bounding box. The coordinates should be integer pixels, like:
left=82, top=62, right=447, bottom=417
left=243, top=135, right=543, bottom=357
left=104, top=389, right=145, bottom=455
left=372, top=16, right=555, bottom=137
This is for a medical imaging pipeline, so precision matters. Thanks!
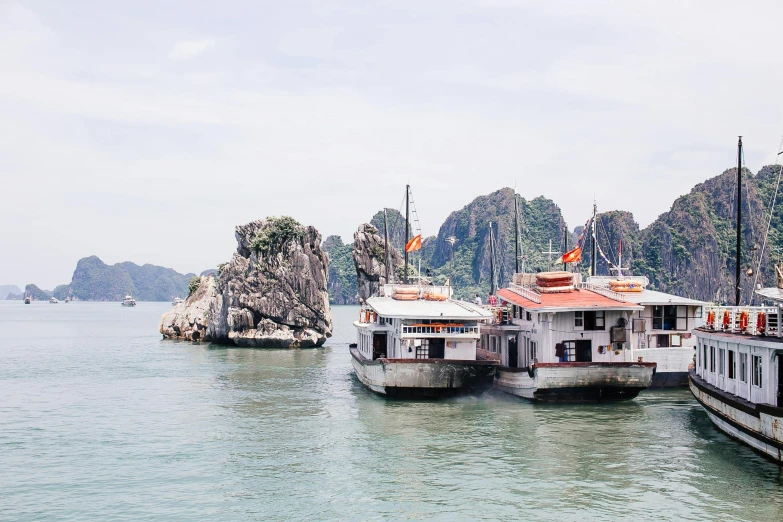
left=64, top=297, right=70, bottom=303
left=172, top=297, right=183, bottom=306
left=24, top=292, right=31, bottom=305
left=49, top=297, right=59, bottom=304
left=121, top=295, right=136, bottom=307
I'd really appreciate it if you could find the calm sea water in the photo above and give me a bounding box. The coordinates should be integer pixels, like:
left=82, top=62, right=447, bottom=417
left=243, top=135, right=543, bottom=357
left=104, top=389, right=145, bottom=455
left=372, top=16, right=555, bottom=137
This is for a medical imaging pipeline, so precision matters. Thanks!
left=2, top=302, right=783, bottom=521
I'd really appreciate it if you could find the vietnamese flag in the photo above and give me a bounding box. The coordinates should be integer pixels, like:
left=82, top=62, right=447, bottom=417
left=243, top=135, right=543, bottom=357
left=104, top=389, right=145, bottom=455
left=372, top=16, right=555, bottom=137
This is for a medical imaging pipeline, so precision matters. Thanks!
left=405, top=234, right=422, bottom=253
left=556, top=246, right=581, bottom=264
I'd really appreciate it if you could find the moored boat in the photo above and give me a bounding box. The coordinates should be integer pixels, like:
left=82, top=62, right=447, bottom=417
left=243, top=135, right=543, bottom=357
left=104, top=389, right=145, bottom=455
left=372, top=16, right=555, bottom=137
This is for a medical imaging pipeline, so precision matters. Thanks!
left=352, top=284, right=497, bottom=398
left=484, top=272, right=656, bottom=402
left=49, top=297, right=58, bottom=304
left=121, top=294, right=136, bottom=307
left=690, top=137, right=783, bottom=461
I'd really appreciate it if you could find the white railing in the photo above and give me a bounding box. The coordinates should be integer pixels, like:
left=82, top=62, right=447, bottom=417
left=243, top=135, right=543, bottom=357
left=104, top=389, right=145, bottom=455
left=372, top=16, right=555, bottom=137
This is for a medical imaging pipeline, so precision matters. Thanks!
left=508, top=283, right=542, bottom=304
left=701, top=306, right=781, bottom=337
left=401, top=324, right=480, bottom=336
left=579, top=282, right=627, bottom=302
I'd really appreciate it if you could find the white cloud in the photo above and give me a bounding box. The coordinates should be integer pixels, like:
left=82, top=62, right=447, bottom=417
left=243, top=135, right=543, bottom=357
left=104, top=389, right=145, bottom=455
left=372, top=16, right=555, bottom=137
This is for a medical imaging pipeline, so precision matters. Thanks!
left=168, top=38, right=216, bottom=60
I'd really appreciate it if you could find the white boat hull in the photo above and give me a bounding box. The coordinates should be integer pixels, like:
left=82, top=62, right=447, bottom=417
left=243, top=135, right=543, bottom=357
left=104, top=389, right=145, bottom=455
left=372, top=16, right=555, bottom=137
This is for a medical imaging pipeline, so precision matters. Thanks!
left=495, top=362, right=656, bottom=402
left=350, top=348, right=497, bottom=398
left=689, top=371, right=783, bottom=462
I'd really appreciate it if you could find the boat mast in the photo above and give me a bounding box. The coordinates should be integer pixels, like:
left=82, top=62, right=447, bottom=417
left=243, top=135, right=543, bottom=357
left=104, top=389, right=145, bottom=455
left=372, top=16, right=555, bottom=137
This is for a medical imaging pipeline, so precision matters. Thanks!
left=736, top=136, right=743, bottom=306
left=562, top=222, right=568, bottom=271
left=404, top=184, right=410, bottom=284
left=489, top=222, right=497, bottom=295
left=514, top=194, right=520, bottom=274
left=591, top=201, right=597, bottom=276
left=383, top=208, right=391, bottom=284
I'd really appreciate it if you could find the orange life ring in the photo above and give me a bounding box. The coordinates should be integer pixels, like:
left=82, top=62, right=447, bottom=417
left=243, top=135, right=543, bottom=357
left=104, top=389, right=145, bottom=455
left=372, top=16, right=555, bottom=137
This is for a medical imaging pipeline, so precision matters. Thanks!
left=739, top=310, right=749, bottom=333
left=757, top=311, right=766, bottom=334
left=722, top=310, right=731, bottom=330
left=706, top=310, right=716, bottom=329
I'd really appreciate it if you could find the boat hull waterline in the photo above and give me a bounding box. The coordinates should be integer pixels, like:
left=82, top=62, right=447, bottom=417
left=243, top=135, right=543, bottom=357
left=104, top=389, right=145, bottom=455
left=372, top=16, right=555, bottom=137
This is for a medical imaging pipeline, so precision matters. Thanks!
left=495, top=362, right=657, bottom=403
left=350, top=348, right=498, bottom=398
left=689, top=370, right=783, bottom=462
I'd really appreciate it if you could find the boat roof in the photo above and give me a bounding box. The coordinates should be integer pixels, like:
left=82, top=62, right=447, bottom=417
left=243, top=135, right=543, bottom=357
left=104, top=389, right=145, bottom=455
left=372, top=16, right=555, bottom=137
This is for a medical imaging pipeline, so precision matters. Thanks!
left=497, top=288, right=643, bottom=313
left=755, top=287, right=783, bottom=304
left=615, top=289, right=707, bottom=307
left=366, top=296, right=494, bottom=320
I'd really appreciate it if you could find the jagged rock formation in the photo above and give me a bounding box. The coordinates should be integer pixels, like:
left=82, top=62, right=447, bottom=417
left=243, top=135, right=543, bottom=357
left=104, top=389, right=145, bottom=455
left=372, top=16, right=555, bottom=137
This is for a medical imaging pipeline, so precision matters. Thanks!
left=1, top=284, right=22, bottom=300
left=322, top=235, right=358, bottom=304
left=159, top=276, right=217, bottom=341
left=11, top=284, right=52, bottom=301
left=160, top=217, right=332, bottom=348
left=352, top=223, right=404, bottom=302
left=369, top=208, right=410, bottom=253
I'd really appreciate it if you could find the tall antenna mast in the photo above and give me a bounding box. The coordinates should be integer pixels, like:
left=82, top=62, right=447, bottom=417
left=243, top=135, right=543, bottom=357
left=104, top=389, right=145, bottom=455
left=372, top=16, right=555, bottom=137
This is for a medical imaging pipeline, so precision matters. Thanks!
left=735, top=136, right=743, bottom=306
left=383, top=208, right=391, bottom=284
left=591, top=201, right=597, bottom=276
left=404, top=184, right=410, bottom=284
left=489, top=222, right=497, bottom=295
left=562, top=222, right=568, bottom=271
left=514, top=194, right=520, bottom=273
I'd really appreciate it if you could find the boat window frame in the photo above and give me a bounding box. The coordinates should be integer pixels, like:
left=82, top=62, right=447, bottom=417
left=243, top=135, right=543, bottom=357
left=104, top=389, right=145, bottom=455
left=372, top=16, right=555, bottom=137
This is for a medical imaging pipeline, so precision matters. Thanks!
left=752, top=354, right=763, bottom=387
left=702, top=344, right=708, bottom=370
left=718, top=348, right=725, bottom=376
left=574, top=311, right=584, bottom=330
left=728, top=350, right=736, bottom=379
left=653, top=305, right=687, bottom=331
left=710, top=346, right=716, bottom=373
left=739, top=352, right=748, bottom=383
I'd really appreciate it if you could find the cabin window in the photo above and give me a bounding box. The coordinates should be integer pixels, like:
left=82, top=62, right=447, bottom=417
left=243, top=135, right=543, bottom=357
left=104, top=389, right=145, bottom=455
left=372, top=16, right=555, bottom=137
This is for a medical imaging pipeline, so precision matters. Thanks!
left=671, top=334, right=682, bottom=347
left=752, top=355, right=763, bottom=387
left=702, top=345, right=708, bottom=369
left=657, top=334, right=670, bottom=348
left=530, top=341, right=537, bottom=361
left=719, top=348, right=725, bottom=376
left=579, top=311, right=605, bottom=331
left=491, top=336, right=497, bottom=353
left=695, top=307, right=703, bottom=318
left=710, top=346, right=716, bottom=372
left=728, top=350, right=736, bottom=379
left=653, top=305, right=687, bottom=331
left=526, top=311, right=532, bottom=321
left=739, top=353, right=748, bottom=382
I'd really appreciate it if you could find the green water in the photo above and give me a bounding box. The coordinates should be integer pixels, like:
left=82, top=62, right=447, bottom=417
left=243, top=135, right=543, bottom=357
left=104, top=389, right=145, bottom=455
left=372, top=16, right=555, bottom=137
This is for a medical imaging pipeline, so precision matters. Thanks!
left=2, top=302, right=783, bottom=521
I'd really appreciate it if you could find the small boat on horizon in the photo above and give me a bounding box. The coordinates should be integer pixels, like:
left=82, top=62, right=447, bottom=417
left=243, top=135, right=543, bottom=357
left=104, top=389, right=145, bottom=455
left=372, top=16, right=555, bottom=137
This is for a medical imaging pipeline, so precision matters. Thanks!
left=172, top=297, right=183, bottom=306
left=49, top=297, right=59, bottom=304
left=24, top=291, right=31, bottom=304
left=121, top=294, right=137, bottom=307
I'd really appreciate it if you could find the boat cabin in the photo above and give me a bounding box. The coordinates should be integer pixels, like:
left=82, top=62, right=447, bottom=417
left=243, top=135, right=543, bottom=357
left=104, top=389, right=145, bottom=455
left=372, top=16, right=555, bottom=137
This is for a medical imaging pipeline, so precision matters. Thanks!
left=355, top=285, right=493, bottom=362
left=484, top=277, right=644, bottom=368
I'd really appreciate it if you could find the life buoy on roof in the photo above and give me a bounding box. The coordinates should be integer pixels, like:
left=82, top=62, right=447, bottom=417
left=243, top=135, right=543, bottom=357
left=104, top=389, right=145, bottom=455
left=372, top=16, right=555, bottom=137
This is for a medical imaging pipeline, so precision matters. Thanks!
left=722, top=310, right=731, bottom=330
left=757, top=311, right=766, bottom=334
left=739, top=310, right=749, bottom=333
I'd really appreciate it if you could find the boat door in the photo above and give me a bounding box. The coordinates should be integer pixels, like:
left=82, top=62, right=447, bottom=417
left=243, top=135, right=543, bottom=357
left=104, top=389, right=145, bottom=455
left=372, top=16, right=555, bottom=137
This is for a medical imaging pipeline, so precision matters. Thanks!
left=576, top=340, right=592, bottom=362
left=778, top=354, right=783, bottom=407
left=508, top=336, right=518, bottom=368
left=372, top=333, right=387, bottom=360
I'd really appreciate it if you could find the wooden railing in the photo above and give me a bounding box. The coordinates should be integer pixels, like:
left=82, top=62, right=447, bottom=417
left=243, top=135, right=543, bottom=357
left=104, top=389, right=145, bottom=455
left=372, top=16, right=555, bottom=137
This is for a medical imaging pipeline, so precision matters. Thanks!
left=579, top=282, right=627, bottom=302
left=701, top=306, right=781, bottom=337
left=401, top=324, right=480, bottom=336
left=508, top=283, right=542, bottom=304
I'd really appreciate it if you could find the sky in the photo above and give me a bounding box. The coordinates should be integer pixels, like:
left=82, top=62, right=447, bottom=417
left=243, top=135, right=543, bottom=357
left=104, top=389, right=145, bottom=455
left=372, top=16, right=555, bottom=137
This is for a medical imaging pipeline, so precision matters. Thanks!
left=2, top=0, right=783, bottom=289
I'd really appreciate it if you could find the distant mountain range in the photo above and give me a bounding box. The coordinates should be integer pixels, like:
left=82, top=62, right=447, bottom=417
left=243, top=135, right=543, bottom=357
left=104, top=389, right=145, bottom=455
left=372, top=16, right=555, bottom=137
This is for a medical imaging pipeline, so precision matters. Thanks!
left=5, top=256, right=201, bottom=301
left=0, top=285, right=22, bottom=300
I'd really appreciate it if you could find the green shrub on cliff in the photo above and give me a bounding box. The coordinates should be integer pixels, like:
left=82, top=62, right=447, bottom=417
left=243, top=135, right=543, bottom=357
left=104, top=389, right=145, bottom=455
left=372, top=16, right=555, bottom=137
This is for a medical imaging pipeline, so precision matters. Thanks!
left=188, top=277, right=201, bottom=296
left=251, top=216, right=306, bottom=255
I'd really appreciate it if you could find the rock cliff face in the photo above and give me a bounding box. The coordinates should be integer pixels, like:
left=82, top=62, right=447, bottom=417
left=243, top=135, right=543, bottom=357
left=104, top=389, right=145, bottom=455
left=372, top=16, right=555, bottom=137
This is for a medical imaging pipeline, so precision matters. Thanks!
left=159, top=276, right=217, bottom=341
left=322, top=235, right=358, bottom=304
left=352, top=223, right=403, bottom=301
left=160, top=217, right=333, bottom=348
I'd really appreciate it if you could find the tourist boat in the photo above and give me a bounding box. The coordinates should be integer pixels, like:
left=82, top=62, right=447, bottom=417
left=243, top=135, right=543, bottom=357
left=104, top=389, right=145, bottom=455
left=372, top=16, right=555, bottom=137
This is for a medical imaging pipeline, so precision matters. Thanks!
left=49, top=297, right=58, bottom=304
left=483, top=272, right=656, bottom=402
left=24, top=292, right=31, bottom=304
left=172, top=297, right=183, bottom=306
left=588, top=275, right=706, bottom=387
left=352, top=284, right=497, bottom=398
left=121, top=294, right=137, bottom=307
left=351, top=185, right=498, bottom=398
left=690, top=137, right=783, bottom=461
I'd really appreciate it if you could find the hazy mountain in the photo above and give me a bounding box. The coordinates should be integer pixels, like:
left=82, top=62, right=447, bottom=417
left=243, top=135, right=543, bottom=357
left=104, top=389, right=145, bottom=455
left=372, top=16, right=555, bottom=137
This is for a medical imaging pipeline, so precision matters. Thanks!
left=1, top=285, right=22, bottom=300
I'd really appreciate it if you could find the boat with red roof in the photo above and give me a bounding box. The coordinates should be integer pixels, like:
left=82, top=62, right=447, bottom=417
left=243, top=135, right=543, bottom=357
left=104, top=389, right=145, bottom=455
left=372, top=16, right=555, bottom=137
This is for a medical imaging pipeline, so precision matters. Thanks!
left=480, top=271, right=656, bottom=402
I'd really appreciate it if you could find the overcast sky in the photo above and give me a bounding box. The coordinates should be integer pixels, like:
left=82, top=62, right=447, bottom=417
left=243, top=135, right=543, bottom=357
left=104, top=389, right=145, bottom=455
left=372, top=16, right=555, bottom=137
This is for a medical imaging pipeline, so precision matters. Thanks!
left=3, top=1, right=783, bottom=289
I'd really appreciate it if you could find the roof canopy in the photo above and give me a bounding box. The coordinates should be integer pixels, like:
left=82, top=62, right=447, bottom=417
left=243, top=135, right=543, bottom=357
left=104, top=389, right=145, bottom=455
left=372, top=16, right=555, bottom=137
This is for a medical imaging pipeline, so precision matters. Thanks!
left=617, top=289, right=706, bottom=307
left=497, top=288, right=643, bottom=313
left=367, top=297, right=494, bottom=320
